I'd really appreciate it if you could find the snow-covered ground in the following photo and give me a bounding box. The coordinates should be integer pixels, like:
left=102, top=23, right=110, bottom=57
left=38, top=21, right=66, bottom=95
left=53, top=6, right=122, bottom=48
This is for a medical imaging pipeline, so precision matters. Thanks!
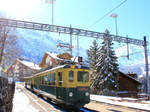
left=91, top=94, right=150, bottom=111
left=12, top=84, right=39, bottom=112
left=12, top=83, right=150, bottom=111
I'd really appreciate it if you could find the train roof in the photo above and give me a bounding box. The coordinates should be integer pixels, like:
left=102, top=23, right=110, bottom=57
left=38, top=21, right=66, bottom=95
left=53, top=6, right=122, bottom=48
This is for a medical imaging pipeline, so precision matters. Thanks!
left=23, top=64, right=90, bottom=79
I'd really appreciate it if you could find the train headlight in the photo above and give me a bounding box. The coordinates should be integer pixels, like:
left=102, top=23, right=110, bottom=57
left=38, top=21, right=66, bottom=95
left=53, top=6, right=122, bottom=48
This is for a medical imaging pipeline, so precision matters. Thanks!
left=85, top=92, right=89, bottom=96
left=69, top=92, right=73, bottom=97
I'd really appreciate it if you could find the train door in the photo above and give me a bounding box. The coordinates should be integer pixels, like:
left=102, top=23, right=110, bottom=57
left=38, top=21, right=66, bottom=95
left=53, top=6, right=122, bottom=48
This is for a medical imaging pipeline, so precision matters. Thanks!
left=56, top=71, right=63, bottom=100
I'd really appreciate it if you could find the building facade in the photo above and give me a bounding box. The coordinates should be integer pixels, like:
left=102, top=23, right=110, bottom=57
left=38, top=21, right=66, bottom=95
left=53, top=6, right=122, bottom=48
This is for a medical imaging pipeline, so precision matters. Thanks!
left=118, top=72, right=141, bottom=98
left=7, top=59, right=41, bottom=80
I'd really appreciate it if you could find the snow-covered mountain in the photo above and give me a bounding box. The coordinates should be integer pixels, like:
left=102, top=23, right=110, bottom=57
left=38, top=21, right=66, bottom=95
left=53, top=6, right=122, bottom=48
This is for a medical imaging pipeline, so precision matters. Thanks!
left=115, top=44, right=150, bottom=78
left=16, top=30, right=149, bottom=78
left=17, top=30, right=59, bottom=64
left=17, top=29, right=87, bottom=64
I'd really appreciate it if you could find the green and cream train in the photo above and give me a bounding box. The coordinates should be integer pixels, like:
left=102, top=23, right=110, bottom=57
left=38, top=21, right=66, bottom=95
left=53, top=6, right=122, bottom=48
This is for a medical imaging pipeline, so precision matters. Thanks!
left=24, top=64, right=90, bottom=108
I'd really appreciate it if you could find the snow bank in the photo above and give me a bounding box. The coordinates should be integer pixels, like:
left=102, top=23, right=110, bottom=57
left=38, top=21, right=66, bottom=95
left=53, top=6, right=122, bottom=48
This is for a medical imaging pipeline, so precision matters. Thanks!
left=90, top=94, right=150, bottom=111
left=12, top=86, right=39, bottom=112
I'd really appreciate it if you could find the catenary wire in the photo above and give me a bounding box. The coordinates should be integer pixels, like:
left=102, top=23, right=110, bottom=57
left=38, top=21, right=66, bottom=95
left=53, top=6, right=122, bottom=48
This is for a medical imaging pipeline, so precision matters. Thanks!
left=88, top=0, right=127, bottom=28
left=119, top=49, right=150, bottom=58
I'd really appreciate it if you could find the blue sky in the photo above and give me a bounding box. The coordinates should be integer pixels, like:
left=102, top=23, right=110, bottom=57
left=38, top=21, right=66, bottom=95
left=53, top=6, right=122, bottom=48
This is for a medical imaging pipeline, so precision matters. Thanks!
left=37, top=0, right=150, bottom=40
left=0, top=0, right=150, bottom=55
left=1, top=0, right=150, bottom=38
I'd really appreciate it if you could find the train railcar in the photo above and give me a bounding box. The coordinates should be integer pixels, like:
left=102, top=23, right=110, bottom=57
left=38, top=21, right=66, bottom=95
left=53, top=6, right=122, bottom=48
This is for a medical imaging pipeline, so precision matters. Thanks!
left=24, top=64, right=90, bottom=108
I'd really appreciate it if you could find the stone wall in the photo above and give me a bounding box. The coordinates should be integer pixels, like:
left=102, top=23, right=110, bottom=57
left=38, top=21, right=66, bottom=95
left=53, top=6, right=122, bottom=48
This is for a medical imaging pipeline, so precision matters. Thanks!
left=0, top=76, right=15, bottom=112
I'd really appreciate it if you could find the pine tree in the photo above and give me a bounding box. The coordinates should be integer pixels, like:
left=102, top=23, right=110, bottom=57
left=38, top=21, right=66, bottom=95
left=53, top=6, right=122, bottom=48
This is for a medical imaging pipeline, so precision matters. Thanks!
left=87, top=40, right=100, bottom=87
left=92, top=29, right=119, bottom=94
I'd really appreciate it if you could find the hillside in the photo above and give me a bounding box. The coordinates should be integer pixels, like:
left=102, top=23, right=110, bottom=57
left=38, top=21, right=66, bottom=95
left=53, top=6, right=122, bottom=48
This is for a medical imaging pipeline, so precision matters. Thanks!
left=16, top=30, right=148, bottom=78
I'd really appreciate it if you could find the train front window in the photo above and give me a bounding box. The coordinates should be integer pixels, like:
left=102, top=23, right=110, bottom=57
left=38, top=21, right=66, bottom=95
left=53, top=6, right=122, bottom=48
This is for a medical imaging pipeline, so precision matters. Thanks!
left=77, top=71, right=89, bottom=82
left=69, top=70, right=74, bottom=82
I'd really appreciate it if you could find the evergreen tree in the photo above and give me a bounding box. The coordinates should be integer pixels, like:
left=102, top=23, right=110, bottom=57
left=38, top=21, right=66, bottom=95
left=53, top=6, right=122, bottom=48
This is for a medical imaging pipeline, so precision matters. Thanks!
left=92, top=29, right=119, bottom=94
left=87, top=40, right=100, bottom=87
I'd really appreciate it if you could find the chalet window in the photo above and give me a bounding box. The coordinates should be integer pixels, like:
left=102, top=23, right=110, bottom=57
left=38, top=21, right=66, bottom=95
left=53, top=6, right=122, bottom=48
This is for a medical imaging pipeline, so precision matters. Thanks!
left=58, top=72, right=62, bottom=86
left=46, top=56, right=52, bottom=66
left=69, top=71, right=74, bottom=82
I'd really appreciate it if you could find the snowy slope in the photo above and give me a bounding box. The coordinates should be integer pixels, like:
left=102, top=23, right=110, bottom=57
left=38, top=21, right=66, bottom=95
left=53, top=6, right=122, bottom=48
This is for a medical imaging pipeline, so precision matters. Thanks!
left=16, top=30, right=149, bottom=78
left=17, top=30, right=60, bottom=64
left=16, top=29, right=87, bottom=64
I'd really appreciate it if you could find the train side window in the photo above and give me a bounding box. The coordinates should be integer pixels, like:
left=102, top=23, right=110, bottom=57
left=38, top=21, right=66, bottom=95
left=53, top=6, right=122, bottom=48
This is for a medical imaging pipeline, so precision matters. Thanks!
left=58, top=72, right=62, bottom=86
left=37, top=77, right=40, bottom=86
left=52, top=73, right=56, bottom=85
left=69, top=71, right=74, bottom=82
left=40, top=76, right=42, bottom=85
left=44, top=75, right=48, bottom=85
left=48, top=73, right=52, bottom=85
left=34, top=77, right=37, bottom=85
left=41, top=76, right=44, bottom=85
left=28, top=80, right=30, bottom=86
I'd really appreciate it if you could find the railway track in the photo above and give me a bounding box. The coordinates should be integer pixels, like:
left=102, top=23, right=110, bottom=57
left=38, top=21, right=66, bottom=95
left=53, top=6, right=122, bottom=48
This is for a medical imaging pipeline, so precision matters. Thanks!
left=85, top=101, right=148, bottom=112
left=33, top=91, right=98, bottom=112
left=80, top=107, right=99, bottom=112
left=17, top=84, right=148, bottom=112
left=24, top=86, right=98, bottom=112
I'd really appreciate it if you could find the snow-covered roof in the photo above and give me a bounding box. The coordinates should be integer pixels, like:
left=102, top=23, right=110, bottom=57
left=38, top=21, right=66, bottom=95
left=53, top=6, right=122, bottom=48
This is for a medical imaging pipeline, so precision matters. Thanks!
left=119, top=71, right=141, bottom=84
left=17, top=59, right=41, bottom=70
left=24, top=64, right=67, bottom=78
left=46, top=52, right=78, bottom=63
left=71, top=57, right=78, bottom=63
left=46, top=52, right=63, bottom=60
left=46, top=52, right=78, bottom=62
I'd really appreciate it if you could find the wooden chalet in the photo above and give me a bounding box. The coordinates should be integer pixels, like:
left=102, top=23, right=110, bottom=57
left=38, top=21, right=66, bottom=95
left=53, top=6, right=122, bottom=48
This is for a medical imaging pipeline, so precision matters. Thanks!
left=118, top=72, right=141, bottom=98
left=7, top=59, right=41, bottom=80
left=40, top=52, right=77, bottom=68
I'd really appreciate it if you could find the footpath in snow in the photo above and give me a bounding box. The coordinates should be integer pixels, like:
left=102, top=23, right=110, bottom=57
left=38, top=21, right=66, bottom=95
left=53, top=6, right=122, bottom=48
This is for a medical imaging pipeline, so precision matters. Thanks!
left=12, top=83, right=39, bottom=112
left=90, top=94, right=150, bottom=111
